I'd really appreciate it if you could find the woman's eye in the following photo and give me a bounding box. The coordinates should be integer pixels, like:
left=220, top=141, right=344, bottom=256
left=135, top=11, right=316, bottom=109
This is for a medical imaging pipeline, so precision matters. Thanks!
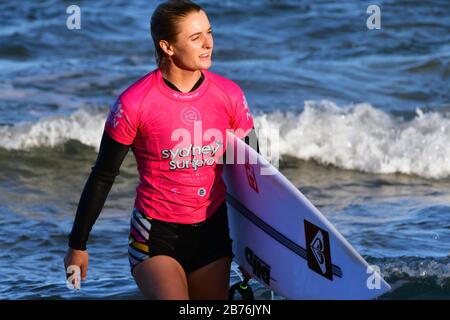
left=192, top=31, right=212, bottom=41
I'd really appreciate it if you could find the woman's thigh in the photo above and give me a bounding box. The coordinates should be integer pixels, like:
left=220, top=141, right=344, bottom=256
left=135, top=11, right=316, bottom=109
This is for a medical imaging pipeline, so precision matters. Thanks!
left=187, top=256, right=232, bottom=300
left=133, top=255, right=189, bottom=300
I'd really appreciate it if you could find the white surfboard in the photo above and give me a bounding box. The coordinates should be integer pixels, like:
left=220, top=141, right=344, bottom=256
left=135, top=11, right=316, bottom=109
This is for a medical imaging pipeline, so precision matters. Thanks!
left=223, top=132, right=391, bottom=300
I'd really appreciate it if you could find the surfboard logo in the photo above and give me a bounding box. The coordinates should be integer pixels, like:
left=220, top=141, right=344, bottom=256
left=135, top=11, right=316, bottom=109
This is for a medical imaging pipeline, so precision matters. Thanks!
left=245, top=163, right=259, bottom=193
left=245, top=247, right=271, bottom=285
left=304, top=220, right=333, bottom=280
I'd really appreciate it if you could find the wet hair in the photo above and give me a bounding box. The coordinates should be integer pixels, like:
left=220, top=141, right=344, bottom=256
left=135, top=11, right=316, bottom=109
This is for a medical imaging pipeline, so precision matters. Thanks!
left=150, top=0, right=205, bottom=68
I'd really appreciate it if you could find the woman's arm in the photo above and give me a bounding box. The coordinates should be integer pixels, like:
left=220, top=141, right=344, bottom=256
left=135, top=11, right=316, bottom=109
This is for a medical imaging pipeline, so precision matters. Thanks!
left=68, top=130, right=130, bottom=250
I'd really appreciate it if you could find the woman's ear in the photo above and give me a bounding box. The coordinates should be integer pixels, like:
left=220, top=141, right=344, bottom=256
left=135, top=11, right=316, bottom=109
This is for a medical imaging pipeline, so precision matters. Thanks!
left=159, top=40, right=174, bottom=57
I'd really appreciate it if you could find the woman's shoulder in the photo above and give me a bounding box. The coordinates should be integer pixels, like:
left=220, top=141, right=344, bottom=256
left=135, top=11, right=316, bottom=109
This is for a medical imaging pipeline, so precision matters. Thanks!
left=206, top=69, right=243, bottom=97
left=120, top=69, right=158, bottom=101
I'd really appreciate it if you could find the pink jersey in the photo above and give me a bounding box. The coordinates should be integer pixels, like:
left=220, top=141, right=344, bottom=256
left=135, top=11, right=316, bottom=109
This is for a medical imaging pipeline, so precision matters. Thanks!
left=104, top=68, right=254, bottom=224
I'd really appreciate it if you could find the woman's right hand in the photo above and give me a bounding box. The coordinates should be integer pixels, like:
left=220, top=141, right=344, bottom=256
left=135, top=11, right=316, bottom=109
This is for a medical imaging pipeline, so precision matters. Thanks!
left=64, top=248, right=89, bottom=289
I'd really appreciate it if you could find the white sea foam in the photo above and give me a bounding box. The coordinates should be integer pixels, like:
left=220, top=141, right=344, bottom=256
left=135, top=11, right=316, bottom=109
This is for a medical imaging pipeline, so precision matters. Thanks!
left=375, top=257, right=450, bottom=284
left=0, top=109, right=105, bottom=151
left=254, top=100, right=450, bottom=179
left=1, top=101, right=450, bottom=179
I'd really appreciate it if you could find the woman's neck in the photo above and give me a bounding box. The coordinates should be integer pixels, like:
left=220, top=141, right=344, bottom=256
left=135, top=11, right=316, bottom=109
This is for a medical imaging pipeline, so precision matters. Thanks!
left=161, top=65, right=203, bottom=93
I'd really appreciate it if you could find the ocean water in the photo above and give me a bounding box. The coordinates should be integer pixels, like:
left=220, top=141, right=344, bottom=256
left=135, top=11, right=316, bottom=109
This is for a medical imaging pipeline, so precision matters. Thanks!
left=0, top=0, right=449, bottom=299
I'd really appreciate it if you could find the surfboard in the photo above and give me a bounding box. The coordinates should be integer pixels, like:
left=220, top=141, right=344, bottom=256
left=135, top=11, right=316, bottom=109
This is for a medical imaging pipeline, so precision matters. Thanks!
left=222, top=132, right=391, bottom=299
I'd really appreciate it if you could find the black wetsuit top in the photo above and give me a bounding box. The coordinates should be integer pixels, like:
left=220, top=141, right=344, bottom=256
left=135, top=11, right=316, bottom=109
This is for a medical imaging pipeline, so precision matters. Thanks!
left=68, top=73, right=260, bottom=250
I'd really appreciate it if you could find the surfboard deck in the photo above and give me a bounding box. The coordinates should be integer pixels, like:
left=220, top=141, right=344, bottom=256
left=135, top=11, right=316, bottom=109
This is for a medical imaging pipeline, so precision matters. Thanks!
left=223, top=132, right=391, bottom=299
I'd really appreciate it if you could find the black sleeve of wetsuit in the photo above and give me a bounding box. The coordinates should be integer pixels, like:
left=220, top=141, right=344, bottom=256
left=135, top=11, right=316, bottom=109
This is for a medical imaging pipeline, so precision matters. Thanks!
left=68, top=131, right=130, bottom=250
left=223, top=126, right=260, bottom=165
left=244, top=126, right=260, bottom=154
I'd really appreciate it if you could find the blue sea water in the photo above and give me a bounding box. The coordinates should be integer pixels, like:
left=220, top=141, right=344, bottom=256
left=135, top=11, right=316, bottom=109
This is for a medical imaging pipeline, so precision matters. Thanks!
left=0, top=0, right=449, bottom=299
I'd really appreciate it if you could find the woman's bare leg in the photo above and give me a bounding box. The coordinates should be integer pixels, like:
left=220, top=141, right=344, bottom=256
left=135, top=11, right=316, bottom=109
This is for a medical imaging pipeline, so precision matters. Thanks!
left=187, top=256, right=232, bottom=300
left=133, top=255, right=189, bottom=300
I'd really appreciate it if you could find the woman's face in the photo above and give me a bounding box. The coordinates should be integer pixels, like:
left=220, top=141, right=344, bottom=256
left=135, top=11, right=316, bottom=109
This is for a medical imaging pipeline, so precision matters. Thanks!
left=163, top=10, right=213, bottom=71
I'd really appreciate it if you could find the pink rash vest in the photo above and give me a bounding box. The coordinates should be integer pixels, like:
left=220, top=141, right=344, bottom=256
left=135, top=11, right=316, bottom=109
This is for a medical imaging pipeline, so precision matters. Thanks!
left=104, top=68, right=254, bottom=224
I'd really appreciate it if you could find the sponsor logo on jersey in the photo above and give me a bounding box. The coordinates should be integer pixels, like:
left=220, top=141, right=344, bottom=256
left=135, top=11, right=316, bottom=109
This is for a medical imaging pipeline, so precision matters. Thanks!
left=180, top=106, right=201, bottom=126
left=107, top=99, right=123, bottom=128
left=242, top=94, right=251, bottom=121
left=198, top=188, right=206, bottom=197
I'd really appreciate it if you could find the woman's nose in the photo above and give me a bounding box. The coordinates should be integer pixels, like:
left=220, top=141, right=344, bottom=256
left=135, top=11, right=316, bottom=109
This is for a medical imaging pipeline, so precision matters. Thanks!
left=203, top=33, right=213, bottom=49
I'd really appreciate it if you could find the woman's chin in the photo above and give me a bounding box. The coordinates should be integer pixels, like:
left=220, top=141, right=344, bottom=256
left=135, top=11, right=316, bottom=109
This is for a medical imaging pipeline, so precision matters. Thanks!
left=198, top=60, right=212, bottom=69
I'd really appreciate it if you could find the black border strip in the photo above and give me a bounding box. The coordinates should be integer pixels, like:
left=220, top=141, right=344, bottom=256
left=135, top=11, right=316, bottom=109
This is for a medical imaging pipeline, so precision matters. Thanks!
left=226, top=192, right=343, bottom=278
